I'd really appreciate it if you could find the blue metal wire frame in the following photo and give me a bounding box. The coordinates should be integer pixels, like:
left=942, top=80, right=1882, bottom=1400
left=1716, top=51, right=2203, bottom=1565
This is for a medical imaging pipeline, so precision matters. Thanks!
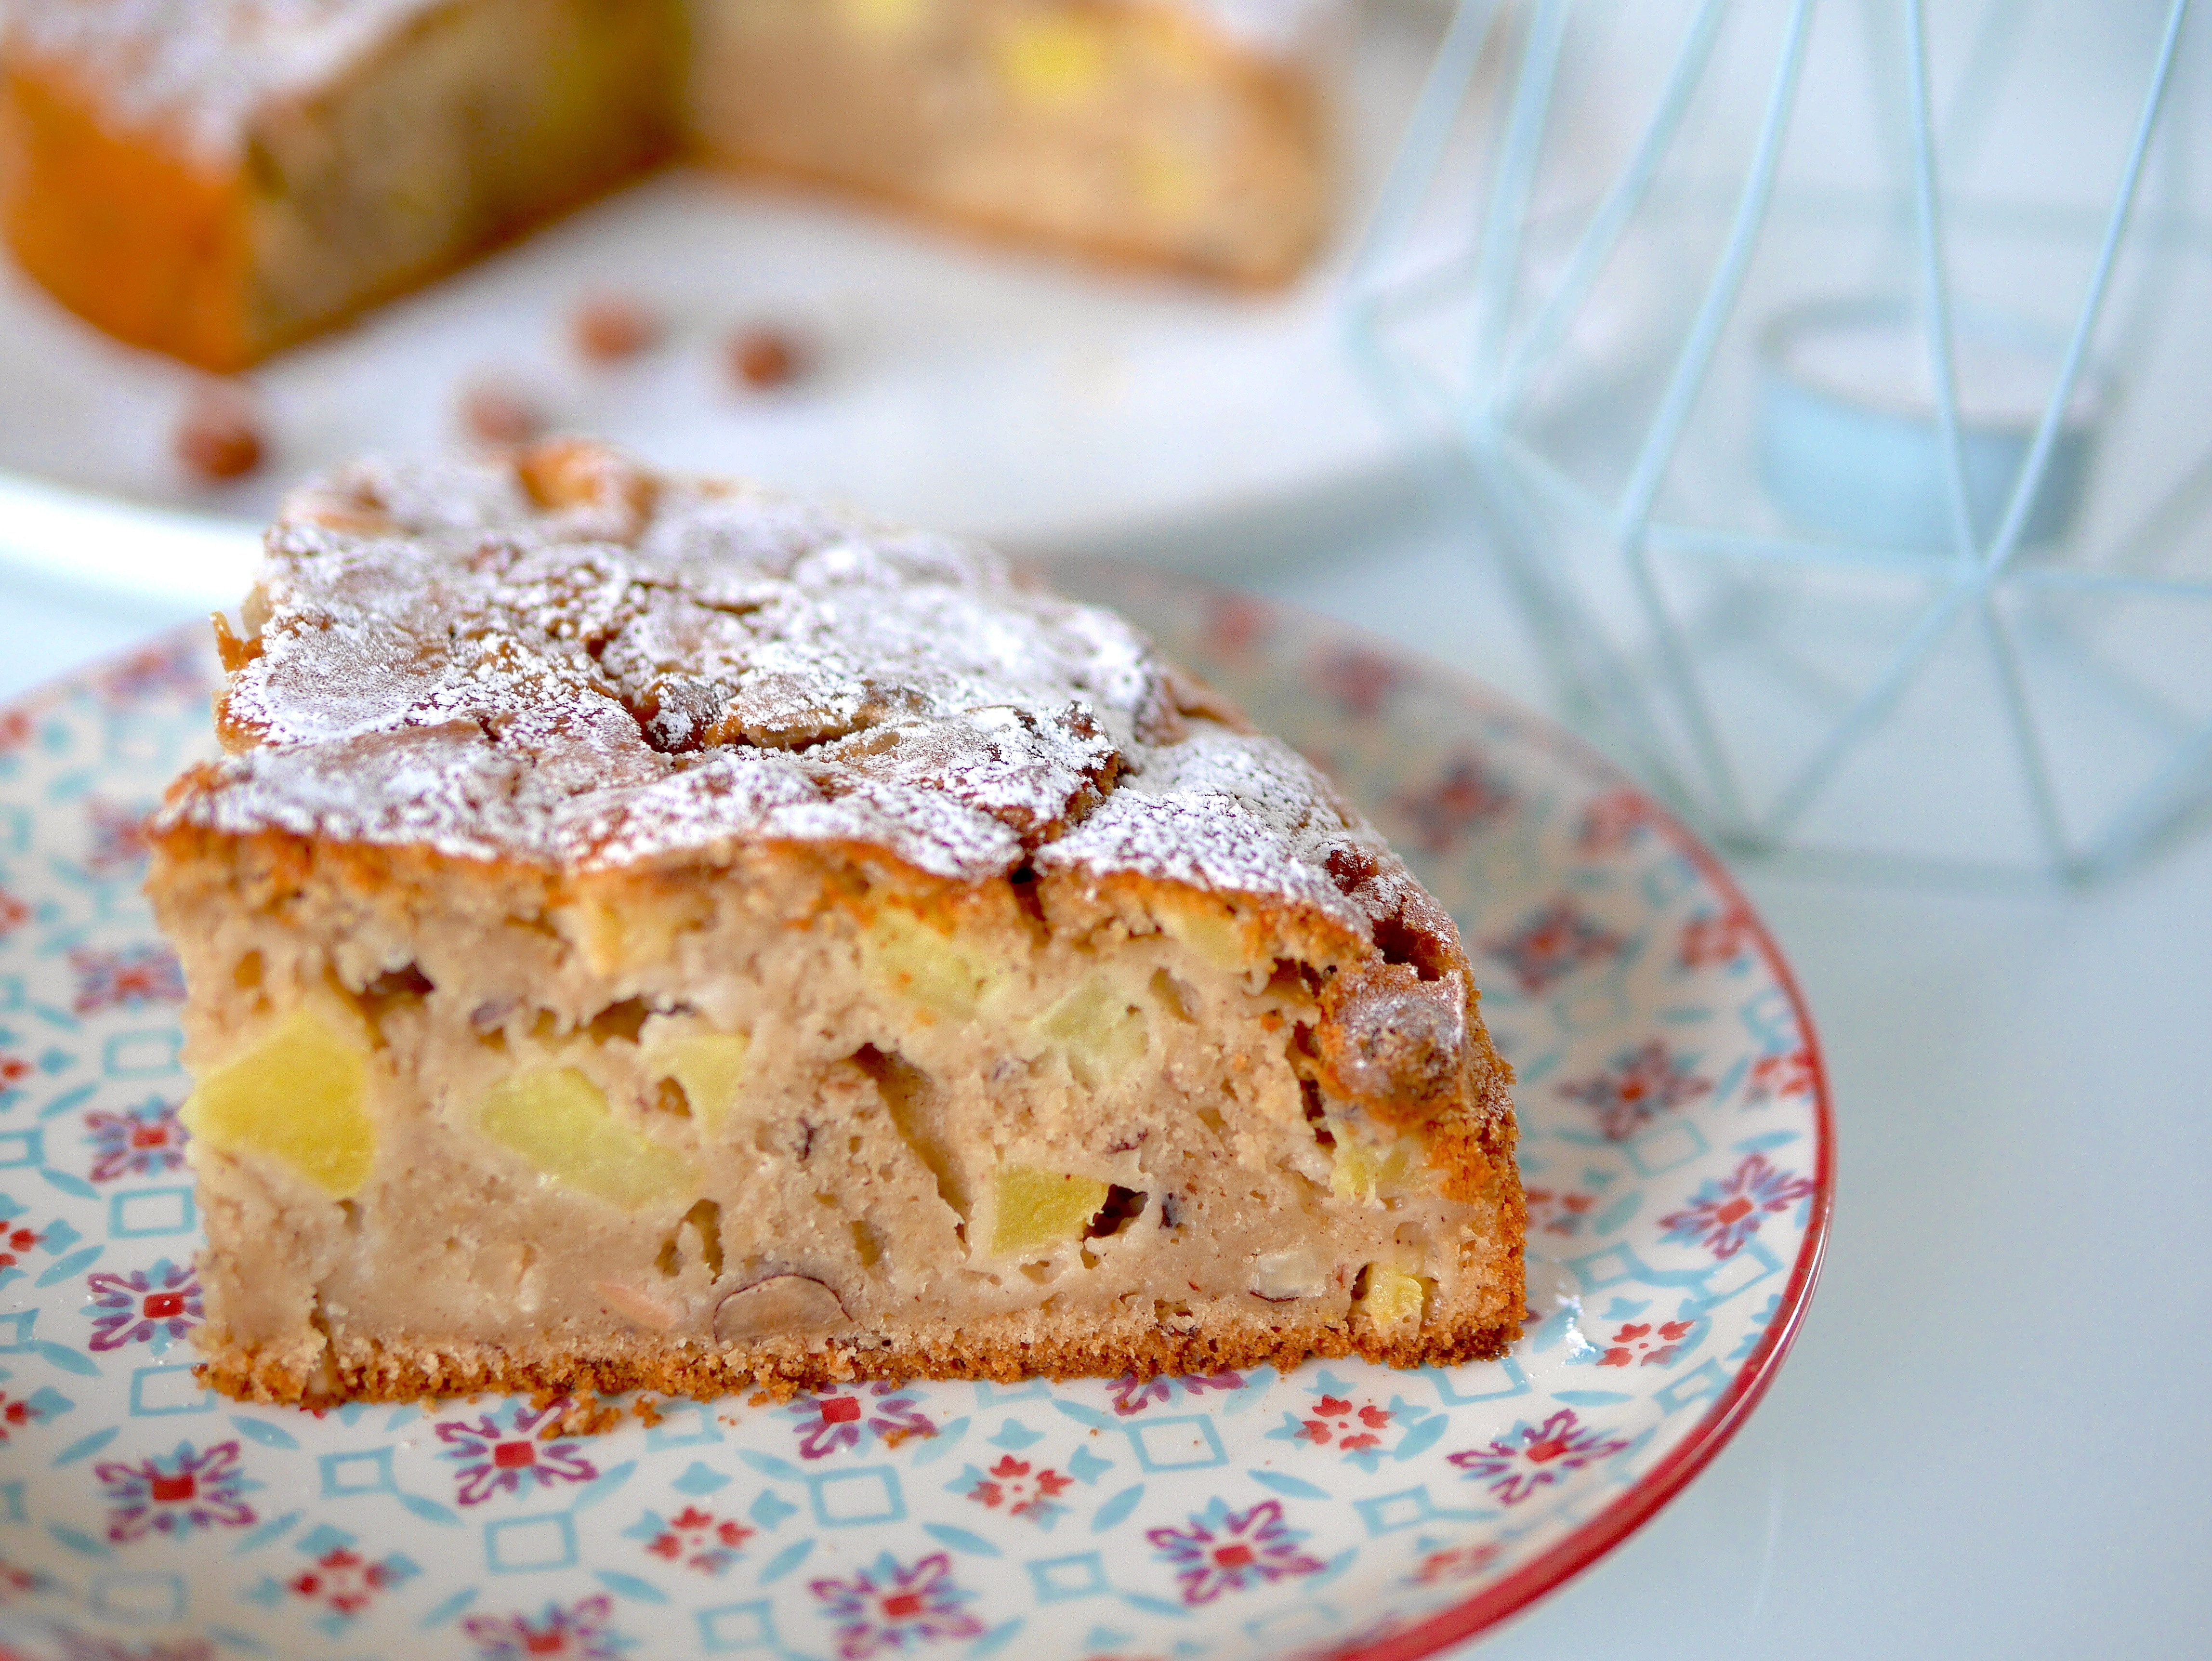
left=1982, top=0, right=2192, bottom=574
left=1343, top=0, right=1504, bottom=301
left=1980, top=589, right=2078, bottom=871
left=1903, top=0, right=1982, bottom=566
left=1469, top=0, right=1575, bottom=388
left=1494, top=0, right=1733, bottom=415
left=1342, top=0, right=2211, bottom=883
left=1612, top=0, right=1818, bottom=834
left=2089, top=707, right=2212, bottom=875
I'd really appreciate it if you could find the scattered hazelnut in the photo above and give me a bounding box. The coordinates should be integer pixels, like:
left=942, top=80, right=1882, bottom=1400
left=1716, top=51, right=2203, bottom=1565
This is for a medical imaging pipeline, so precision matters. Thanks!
left=729, top=326, right=805, bottom=390
left=459, top=382, right=543, bottom=447
left=175, top=382, right=263, bottom=482
left=573, top=294, right=662, bottom=363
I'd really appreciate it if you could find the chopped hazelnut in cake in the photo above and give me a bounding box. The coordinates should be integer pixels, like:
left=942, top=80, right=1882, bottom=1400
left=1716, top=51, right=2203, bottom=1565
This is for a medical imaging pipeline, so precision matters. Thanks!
left=147, top=439, right=1525, bottom=1406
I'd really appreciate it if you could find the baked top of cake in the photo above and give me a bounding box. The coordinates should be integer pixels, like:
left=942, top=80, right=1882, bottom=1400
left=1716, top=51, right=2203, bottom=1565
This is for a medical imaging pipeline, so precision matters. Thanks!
left=168, top=441, right=1475, bottom=1033
left=6, top=0, right=1347, bottom=162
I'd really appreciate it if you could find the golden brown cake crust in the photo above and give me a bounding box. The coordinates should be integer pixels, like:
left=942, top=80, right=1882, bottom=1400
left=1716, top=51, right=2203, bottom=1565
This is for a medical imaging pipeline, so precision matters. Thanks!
left=202, top=1308, right=1528, bottom=1408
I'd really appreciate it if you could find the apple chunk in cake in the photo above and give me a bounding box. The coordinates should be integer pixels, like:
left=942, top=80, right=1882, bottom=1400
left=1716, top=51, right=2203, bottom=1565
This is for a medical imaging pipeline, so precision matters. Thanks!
left=147, top=440, right=1525, bottom=1405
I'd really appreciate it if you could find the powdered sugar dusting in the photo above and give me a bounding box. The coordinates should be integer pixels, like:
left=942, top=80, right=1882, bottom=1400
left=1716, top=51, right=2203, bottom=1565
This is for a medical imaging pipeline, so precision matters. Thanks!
left=162, top=445, right=1430, bottom=945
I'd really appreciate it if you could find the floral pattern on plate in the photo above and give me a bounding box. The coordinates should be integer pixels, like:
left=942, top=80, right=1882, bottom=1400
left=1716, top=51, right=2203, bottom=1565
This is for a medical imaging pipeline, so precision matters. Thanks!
left=0, top=562, right=1828, bottom=1661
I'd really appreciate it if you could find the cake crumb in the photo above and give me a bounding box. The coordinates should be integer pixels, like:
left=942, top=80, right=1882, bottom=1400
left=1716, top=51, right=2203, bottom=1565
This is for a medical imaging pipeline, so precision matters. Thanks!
left=539, top=1394, right=626, bottom=1437
left=574, top=295, right=663, bottom=363
left=729, top=327, right=804, bottom=389
left=631, top=1395, right=665, bottom=1428
left=459, top=382, right=543, bottom=446
left=176, top=382, right=263, bottom=481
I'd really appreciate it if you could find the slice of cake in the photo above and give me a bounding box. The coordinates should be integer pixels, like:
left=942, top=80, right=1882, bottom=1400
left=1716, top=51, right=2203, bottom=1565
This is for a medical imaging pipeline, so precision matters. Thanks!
left=686, top=0, right=1336, bottom=285
left=146, top=440, right=1524, bottom=1405
left=0, top=0, right=1340, bottom=372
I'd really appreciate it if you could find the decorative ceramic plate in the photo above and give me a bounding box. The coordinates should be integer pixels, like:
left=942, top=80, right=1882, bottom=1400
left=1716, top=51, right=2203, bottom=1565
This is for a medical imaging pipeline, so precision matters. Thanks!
left=0, top=562, right=1830, bottom=1661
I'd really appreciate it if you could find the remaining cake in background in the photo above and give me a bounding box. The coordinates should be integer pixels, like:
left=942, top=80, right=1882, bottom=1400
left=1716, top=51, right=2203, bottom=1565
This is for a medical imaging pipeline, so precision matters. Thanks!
left=0, top=0, right=1344, bottom=371
left=145, top=439, right=1525, bottom=1405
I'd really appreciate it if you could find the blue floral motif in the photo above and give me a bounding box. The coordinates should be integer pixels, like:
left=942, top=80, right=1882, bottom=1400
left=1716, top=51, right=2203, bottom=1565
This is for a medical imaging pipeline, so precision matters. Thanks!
left=462, top=1596, right=631, bottom=1659
left=83, top=1257, right=201, bottom=1353
left=84, top=1096, right=188, bottom=1182
left=434, top=1398, right=598, bottom=1506
left=94, top=1439, right=255, bottom=1541
left=788, top=1383, right=937, bottom=1458
left=1145, top=1498, right=1325, bottom=1604
left=1658, top=1153, right=1818, bottom=1259
left=808, top=1551, right=983, bottom=1657
left=1448, top=1410, right=1633, bottom=1505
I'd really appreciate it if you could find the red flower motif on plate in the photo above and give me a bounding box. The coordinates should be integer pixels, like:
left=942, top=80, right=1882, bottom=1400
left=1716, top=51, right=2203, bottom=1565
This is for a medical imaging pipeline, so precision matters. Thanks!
left=965, top=1454, right=1072, bottom=1522
left=288, top=1546, right=399, bottom=1619
left=1679, top=907, right=1757, bottom=968
left=1746, top=1049, right=1816, bottom=1105
left=1290, top=1393, right=1393, bottom=1454
left=1315, top=646, right=1406, bottom=719
left=1598, top=1318, right=1697, bottom=1368
left=1523, top=1186, right=1597, bottom=1237
left=646, top=1505, right=755, bottom=1574
left=1575, top=787, right=1655, bottom=854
